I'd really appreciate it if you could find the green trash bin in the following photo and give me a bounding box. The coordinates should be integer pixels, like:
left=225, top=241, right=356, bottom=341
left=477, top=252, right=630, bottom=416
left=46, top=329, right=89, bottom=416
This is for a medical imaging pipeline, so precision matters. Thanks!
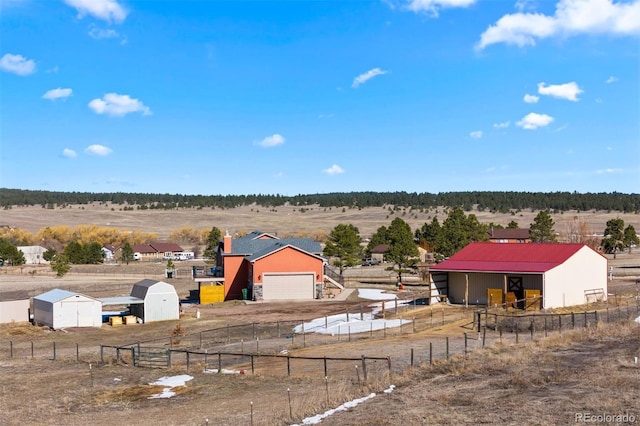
left=242, top=288, right=248, bottom=300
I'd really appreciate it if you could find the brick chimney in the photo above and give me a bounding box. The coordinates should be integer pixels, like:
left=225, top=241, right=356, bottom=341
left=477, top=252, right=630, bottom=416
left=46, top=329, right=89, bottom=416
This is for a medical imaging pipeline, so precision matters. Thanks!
left=223, top=230, right=232, bottom=253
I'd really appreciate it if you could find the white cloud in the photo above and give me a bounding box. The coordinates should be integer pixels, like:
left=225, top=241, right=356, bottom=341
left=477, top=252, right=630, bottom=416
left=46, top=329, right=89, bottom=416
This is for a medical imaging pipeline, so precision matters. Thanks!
left=517, top=112, right=554, bottom=129
left=0, top=53, right=35, bottom=75
left=404, top=0, right=476, bottom=16
left=493, top=121, right=511, bottom=128
left=42, top=88, right=73, bottom=101
left=470, top=130, right=483, bottom=139
left=63, top=0, right=127, bottom=23
left=85, top=144, right=113, bottom=156
left=62, top=148, right=77, bottom=158
left=88, top=26, right=120, bottom=40
left=477, top=0, right=640, bottom=50
left=538, top=81, right=583, bottom=101
left=596, top=168, right=622, bottom=174
left=352, top=68, right=388, bottom=88
left=88, top=93, right=151, bottom=116
left=523, top=93, right=540, bottom=103
left=256, top=134, right=285, bottom=148
left=323, top=164, right=345, bottom=175
left=605, top=75, right=618, bottom=83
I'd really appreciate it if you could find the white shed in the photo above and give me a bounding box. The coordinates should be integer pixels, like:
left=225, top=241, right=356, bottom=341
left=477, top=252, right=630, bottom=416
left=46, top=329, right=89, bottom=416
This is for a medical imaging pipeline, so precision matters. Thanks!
left=0, top=291, right=31, bottom=323
left=429, top=243, right=607, bottom=309
left=129, top=279, right=179, bottom=323
left=33, top=289, right=102, bottom=329
left=17, top=245, right=49, bottom=265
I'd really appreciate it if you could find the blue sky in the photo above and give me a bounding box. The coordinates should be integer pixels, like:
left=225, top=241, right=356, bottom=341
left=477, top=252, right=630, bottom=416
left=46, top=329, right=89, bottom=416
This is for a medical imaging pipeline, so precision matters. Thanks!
left=1, top=0, right=638, bottom=196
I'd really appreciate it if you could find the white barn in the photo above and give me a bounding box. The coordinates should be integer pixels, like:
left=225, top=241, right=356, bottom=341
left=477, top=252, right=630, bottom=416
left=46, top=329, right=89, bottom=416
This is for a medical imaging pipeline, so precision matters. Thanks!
left=129, top=279, right=179, bottom=323
left=17, top=245, right=49, bottom=265
left=429, top=243, right=607, bottom=309
left=33, top=289, right=102, bottom=329
left=0, top=291, right=31, bottom=323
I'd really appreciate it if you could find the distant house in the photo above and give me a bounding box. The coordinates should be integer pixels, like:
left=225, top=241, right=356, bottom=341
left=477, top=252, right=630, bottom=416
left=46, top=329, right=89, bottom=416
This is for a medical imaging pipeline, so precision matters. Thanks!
left=429, top=242, right=607, bottom=309
left=133, top=242, right=183, bottom=261
left=102, top=244, right=121, bottom=262
left=0, top=291, right=30, bottom=323
left=17, top=245, right=49, bottom=265
left=487, top=228, right=531, bottom=243
left=370, top=244, right=389, bottom=263
left=216, top=231, right=325, bottom=301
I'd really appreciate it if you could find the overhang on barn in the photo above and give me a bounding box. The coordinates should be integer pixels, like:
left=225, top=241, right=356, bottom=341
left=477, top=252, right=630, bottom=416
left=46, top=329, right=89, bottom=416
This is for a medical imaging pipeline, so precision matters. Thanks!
left=0, top=290, right=30, bottom=323
left=128, top=279, right=179, bottom=323
left=33, top=289, right=102, bottom=329
left=429, top=242, right=607, bottom=309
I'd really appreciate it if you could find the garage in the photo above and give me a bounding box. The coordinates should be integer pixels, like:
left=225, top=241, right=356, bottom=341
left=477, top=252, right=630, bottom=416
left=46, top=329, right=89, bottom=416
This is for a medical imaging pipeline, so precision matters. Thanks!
left=262, top=273, right=315, bottom=300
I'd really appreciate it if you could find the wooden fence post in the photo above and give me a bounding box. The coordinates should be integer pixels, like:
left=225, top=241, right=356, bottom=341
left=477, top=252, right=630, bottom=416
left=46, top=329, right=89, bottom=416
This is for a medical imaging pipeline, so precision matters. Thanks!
left=251, top=355, right=254, bottom=375
left=361, top=355, right=368, bottom=383
left=464, top=333, right=467, bottom=358
left=429, top=342, right=433, bottom=366
left=53, top=341, right=56, bottom=361
left=287, top=354, right=291, bottom=377
left=446, top=337, right=449, bottom=360
left=324, top=356, right=328, bottom=378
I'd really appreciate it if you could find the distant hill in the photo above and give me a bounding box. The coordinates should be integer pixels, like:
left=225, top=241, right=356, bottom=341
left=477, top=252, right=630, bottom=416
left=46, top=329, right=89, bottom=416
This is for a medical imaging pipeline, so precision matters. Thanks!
left=1, top=188, right=638, bottom=213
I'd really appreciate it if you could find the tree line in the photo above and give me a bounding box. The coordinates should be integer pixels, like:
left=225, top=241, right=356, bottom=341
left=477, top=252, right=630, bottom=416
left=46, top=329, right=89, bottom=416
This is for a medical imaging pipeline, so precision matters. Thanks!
left=2, top=188, right=639, bottom=213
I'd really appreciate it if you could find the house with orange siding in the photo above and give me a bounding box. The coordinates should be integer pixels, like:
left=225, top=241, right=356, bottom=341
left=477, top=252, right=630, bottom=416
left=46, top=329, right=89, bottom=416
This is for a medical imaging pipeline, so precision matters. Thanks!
left=216, top=231, right=325, bottom=301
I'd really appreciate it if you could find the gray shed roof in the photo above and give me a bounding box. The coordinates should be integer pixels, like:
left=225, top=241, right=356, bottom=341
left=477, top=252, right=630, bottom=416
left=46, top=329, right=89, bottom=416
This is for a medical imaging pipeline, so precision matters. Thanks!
left=100, top=296, right=144, bottom=306
left=130, top=279, right=160, bottom=299
left=34, top=289, right=97, bottom=303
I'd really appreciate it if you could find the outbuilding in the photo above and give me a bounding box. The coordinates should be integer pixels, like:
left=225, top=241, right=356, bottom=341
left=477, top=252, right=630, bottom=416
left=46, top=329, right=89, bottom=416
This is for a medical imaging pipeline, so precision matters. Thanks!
left=0, top=291, right=31, bottom=323
left=429, top=242, right=607, bottom=309
left=17, top=245, right=49, bottom=265
left=33, top=289, right=102, bottom=329
left=128, top=279, right=179, bottom=323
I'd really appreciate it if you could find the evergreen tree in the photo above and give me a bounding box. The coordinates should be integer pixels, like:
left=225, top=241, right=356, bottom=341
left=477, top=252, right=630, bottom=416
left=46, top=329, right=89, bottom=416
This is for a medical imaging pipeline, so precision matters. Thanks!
left=323, top=224, right=362, bottom=275
left=623, top=225, right=639, bottom=253
left=0, top=238, right=26, bottom=265
left=438, top=207, right=489, bottom=257
left=84, top=242, right=105, bottom=264
left=50, top=254, right=71, bottom=277
left=507, top=220, right=519, bottom=229
left=203, top=226, right=222, bottom=264
left=530, top=210, right=557, bottom=243
left=43, top=247, right=57, bottom=262
left=63, top=241, right=84, bottom=264
left=385, top=217, right=419, bottom=283
left=366, top=225, right=390, bottom=255
left=601, top=218, right=625, bottom=258
left=121, top=242, right=134, bottom=264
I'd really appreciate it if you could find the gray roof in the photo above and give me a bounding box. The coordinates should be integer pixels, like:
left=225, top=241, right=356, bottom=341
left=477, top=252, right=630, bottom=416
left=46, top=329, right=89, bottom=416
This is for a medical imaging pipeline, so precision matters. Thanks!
left=34, top=289, right=97, bottom=303
left=228, top=231, right=322, bottom=258
left=130, top=279, right=160, bottom=299
left=246, top=241, right=324, bottom=262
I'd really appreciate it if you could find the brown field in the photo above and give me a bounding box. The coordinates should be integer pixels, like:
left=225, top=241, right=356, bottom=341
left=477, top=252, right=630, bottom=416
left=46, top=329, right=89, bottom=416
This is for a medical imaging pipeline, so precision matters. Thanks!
left=1, top=206, right=640, bottom=425
left=2, top=203, right=639, bottom=239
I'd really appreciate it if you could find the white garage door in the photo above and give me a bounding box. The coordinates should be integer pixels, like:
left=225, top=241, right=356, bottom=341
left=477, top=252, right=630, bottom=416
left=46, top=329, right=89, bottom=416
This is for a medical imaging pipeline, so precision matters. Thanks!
left=262, top=273, right=315, bottom=300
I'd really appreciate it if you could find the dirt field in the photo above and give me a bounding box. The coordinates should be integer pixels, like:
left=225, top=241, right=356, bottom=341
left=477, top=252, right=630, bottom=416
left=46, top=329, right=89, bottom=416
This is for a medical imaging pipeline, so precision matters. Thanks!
left=2, top=203, right=639, bottom=240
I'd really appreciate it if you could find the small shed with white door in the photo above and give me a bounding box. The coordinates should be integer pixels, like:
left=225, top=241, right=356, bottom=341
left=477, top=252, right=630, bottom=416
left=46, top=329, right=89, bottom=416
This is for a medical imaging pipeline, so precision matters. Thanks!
left=128, top=279, right=179, bottom=323
left=33, top=289, right=102, bottom=329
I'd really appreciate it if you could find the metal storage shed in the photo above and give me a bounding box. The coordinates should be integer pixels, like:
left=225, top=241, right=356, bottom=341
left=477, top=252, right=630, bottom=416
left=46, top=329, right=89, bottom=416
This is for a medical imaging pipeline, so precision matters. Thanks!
left=128, top=279, right=179, bottom=323
left=33, top=289, right=102, bottom=329
left=0, top=291, right=31, bottom=323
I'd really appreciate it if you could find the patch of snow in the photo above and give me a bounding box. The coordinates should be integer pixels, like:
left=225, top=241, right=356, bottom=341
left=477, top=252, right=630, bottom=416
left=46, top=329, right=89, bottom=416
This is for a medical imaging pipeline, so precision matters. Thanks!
left=203, top=368, right=245, bottom=375
left=113, top=377, right=121, bottom=382
left=358, top=289, right=397, bottom=301
left=294, top=385, right=395, bottom=425
left=148, top=374, right=193, bottom=399
left=635, top=316, right=640, bottom=324
left=293, top=290, right=411, bottom=336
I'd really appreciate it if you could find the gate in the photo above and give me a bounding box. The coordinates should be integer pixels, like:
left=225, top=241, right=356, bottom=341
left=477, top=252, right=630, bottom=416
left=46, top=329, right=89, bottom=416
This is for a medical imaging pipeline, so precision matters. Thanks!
left=133, top=346, right=170, bottom=368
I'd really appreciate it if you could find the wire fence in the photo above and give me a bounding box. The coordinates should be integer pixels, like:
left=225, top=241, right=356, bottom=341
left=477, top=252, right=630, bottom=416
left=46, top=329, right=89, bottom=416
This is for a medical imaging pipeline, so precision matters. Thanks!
left=2, top=295, right=639, bottom=381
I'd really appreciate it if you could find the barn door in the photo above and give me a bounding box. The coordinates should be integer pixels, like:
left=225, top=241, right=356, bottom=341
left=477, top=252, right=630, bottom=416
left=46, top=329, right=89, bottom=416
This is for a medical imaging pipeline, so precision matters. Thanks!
left=508, top=277, right=524, bottom=309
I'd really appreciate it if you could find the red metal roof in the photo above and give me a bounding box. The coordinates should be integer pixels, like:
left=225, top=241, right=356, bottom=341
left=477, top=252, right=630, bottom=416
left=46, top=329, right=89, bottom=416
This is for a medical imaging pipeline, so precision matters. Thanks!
left=429, top=242, right=588, bottom=273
